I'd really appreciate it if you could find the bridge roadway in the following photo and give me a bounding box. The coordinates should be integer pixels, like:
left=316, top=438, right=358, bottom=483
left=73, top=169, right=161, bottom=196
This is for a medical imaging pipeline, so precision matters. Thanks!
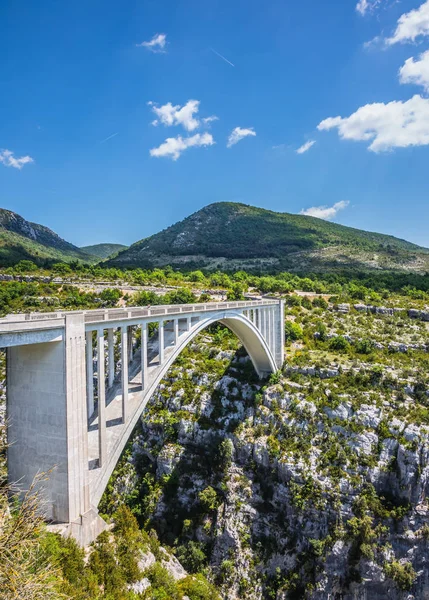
left=2, top=299, right=284, bottom=545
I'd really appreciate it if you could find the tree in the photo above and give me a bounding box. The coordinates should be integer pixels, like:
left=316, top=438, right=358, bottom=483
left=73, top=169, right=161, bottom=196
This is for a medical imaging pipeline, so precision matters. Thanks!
left=100, top=288, right=121, bottom=307
left=176, top=542, right=208, bottom=573
left=165, top=288, right=197, bottom=304
left=227, top=283, right=245, bottom=301
left=14, top=260, right=38, bottom=273
left=284, top=321, right=303, bottom=342
left=355, top=338, right=374, bottom=355
left=188, top=270, right=205, bottom=283
left=329, top=336, right=349, bottom=352
left=0, top=475, right=67, bottom=600
left=198, top=486, right=220, bottom=511
left=52, top=263, right=72, bottom=275
left=179, top=574, right=220, bottom=599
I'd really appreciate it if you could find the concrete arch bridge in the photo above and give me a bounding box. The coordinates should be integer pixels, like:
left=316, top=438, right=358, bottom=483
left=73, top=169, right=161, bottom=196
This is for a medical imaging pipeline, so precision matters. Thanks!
left=1, top=299, right=284, bottom=544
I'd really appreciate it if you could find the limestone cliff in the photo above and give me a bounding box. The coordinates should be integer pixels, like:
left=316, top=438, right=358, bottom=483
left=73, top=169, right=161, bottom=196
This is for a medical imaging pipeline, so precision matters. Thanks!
left=101, top=327, right=429, bottom=599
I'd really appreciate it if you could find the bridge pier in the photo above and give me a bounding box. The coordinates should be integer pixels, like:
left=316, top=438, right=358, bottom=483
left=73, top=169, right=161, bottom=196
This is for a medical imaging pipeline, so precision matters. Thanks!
left=7, top=313, right=107, bottom=546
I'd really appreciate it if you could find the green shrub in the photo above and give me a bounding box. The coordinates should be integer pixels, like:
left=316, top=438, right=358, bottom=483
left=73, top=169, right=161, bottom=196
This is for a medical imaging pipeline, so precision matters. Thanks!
left=384, top=560, right=416, bottom=591
left=179, top=574, right=220, bottom=599
left=284, top=321, right=303, bottom=342
left=198, top=487, right=220, bottom=512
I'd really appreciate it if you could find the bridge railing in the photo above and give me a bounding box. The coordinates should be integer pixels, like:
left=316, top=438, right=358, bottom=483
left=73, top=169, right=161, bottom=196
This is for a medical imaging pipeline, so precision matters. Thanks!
left=0, top=299, right=280, bottom=330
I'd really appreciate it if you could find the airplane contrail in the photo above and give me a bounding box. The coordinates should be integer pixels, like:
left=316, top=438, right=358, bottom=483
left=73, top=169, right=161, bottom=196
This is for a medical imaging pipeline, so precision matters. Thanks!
left=210, top=48, right=235, bottom=67
left=100, top=132, right=119, bottom=144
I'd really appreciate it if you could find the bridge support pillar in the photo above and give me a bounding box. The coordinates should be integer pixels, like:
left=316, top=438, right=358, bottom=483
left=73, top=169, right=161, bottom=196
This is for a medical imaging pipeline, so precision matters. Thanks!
left=174, top=318, right=179, bottom=345
left=85, top=331, right=94, bottom=417
left=121, top=326, right=128, bottom=422
left=97, top=330, right=106, bottom=467
left=141, top=322, right=148, bottom=389
left=7, top=314, right=106, bottom=545
left=128, top=327, right=133, bottom=362
left=159, top=320, right=164, bottom=364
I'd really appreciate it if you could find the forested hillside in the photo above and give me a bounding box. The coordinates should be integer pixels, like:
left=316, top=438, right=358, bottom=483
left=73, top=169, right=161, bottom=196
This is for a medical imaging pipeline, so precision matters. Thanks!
left=108, top=203, right=429, bottom=273
left=0, top=209, right=96, bottom=265
left=81, top=243, right=128, bottom=259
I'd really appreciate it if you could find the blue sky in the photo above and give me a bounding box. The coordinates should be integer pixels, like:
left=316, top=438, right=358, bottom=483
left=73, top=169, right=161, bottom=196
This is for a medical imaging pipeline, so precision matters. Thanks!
left=1, top=0, right=429, bottom=248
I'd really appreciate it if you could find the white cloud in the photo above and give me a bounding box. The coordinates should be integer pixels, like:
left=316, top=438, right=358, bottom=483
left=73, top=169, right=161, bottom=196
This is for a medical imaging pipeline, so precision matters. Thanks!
left=318, top=95, right=429, bottom=152
left=227, top=127, right=256, bottom=148
left=149, top=133, right=214, bottom=160
left=136, top=33, right=167, bottom=53
left=296, top=140, right=316, bottom=154
left=0, top=149, right=34, bottom=170
left=399, top=50, right=429, bottom=92
left=202, top=115, right=219, bottom=125
left=356, top=0, right=382, bottom=16
left=386, top=0, right=429, bottom=45
left=300, top=201, right=350, bottom=221
left=149, top=100, right=202, bottom=132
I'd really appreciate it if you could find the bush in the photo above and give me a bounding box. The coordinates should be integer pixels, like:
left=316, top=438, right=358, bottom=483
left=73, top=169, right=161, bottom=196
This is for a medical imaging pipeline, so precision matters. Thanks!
left=176, top=541, right=208, bottom=573
left=198, top=487, right=220, bottom=512
left=355, top=339, right=375, bottom=355
left=329, top=336, right=349, bottom=352
left=179, top=574, right=221, bottom=599
left=144, top=563, right=181, bottom=599
left=284, top=321, right=303, bottom=342
left=384, top=560, right=416, bottom=591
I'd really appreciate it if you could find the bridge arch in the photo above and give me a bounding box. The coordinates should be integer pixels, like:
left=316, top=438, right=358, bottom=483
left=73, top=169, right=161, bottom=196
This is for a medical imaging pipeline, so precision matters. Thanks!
left=91, top=311, right=277, bottom=507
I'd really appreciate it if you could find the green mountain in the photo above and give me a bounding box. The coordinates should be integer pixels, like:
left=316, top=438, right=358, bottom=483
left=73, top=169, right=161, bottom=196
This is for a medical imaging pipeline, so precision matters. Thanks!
left=108, top=202, right=429, bottom=273
left=80, top=243, right=128, bottom=260
left=0, top=209, right=96, bottom=266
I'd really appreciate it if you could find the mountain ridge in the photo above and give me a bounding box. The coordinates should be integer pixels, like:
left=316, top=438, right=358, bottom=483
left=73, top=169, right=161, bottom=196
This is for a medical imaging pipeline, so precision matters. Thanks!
left=80, top=243, right=128, bottom=260
left=0, top=208, right=96, bottom=266
left=108, top=202, right=429, bottom=274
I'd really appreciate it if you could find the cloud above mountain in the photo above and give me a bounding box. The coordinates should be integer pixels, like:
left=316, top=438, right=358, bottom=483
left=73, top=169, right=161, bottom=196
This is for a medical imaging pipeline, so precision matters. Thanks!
left=318, top=95, right=429, bottom=152
left=150, top=133, right=214, bottom=160
left=300, top=200, right=350, bottom=221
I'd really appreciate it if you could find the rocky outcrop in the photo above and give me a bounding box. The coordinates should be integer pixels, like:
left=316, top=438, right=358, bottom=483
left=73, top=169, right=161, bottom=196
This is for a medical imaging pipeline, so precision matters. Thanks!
left=104, top=331, right=429, bottom=600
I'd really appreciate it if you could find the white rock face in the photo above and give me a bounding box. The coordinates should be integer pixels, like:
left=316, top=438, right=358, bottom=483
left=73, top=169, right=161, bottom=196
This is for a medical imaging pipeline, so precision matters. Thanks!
left=325, top=403, right=352, bottom=421
left=156, top=444, right=184, bottom=477
left=131, top=331, right=429, bottom=600
left=355, top=404, right=382, bottom=429
left=349, top=431, right=378, bottom=456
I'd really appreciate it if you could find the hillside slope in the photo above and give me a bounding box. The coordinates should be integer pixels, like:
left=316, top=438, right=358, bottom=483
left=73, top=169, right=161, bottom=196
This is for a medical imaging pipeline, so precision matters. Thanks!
left=81, top=243, right=128, bottom=259
left=0, top=209, right=95, bottom=266
left=108, top=202, right=429, bottom=273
